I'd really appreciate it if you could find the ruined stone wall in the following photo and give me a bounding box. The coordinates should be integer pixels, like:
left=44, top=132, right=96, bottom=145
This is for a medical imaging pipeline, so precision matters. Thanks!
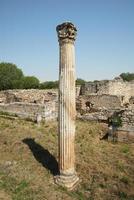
left=0, top=88, right=81, bottom=104
left=108, top=106, right=134, bottom=143
left=81, top=79, right=134, bottom=104
left=107, top=80, right=134, bottom=103
left=80, top=80, right=109, bottom=95
left=0, top=102, right=57, bottom=121
left=0, top=89, right=58, bottom=104
left=121, top=107, right=134, bottom=128
left=0, top=89, right=58, bottom=121
left=0, top=87, right=133, bottom=127
left=86, top=95, right=122, bottom=109
left=76, top=94, right=122, bottom=113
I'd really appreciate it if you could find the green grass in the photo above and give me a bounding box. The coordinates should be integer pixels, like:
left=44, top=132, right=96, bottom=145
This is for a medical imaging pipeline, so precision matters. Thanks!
left=120, top=176, right=129, bottom=185
left=0, top=172, right=35, bottom=200
left=121, top=144, right=130, bottom=154
left=0, top=110, right=18, bottom=117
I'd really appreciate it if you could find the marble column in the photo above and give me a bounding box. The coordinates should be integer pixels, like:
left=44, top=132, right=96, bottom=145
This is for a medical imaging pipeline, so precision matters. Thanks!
left=55, top=22, right=79, bottom=189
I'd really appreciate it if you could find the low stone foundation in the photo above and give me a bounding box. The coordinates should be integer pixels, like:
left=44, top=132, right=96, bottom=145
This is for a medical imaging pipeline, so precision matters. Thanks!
left=108, top=127, right=134, bottom=143
left=0, top=102, right=57, bottom=121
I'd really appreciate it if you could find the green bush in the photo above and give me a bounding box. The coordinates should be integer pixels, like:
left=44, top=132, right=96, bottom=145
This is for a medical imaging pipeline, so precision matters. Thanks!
left=76, top=78, right=86, bottom=85
left=39, top=81, right=58, bottom=89
left=109, top=114, right=122, bottom=127
left=120, top=72, right=134, bottom=82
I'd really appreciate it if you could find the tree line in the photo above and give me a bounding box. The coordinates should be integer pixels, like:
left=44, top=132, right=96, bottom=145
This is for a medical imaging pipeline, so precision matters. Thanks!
left=0, top=62, right=86, bottom=90
left=0, top=62, right=133, bottom=90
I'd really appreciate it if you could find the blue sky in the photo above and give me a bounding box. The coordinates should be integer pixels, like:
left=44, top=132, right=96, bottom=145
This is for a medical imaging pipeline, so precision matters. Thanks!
left=0, top=0, right=134, bottom=82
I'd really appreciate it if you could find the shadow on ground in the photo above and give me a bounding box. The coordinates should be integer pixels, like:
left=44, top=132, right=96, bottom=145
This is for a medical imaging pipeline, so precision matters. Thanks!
left=23, top=138, right=59, bottom=176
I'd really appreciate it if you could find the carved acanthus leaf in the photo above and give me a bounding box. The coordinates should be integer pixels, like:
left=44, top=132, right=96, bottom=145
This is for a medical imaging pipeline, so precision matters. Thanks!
left=57, top=22, right=77, bottom=41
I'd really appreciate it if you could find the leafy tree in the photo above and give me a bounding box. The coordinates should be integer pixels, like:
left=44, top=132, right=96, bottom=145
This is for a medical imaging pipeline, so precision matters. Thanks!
left=12, top=79, right=24, bottom=89
left=40, top=81, right=59, bottom=89
left=76, top=78, right=86, bottom=85
left=120, top=73, right=134, bottom=82
left=21, top=76, right=39, bottom=89
left=0, top=62, right=24, bottom=90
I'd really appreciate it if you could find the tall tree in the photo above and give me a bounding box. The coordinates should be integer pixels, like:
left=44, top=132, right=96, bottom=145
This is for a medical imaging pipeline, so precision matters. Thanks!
left=0, top=62, right=24, bottom=90
left=21, top=76, right=39, bottom=89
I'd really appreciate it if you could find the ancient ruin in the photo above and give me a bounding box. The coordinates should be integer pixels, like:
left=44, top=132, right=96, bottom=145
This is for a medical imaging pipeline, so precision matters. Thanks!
left=0, top=54, right=134, bottom=145
left=0, top=77, right=134, bottom=143
left=55, top=22, right=79, bottom=189
left=77, top=78, right=134, bottom=142
left=80, top=77, right=134, bottom=104
left=0, top=89, right=58, bottom=121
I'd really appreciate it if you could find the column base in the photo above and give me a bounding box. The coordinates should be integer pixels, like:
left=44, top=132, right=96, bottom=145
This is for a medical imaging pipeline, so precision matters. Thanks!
left=55, top=173, right=79, bottom=190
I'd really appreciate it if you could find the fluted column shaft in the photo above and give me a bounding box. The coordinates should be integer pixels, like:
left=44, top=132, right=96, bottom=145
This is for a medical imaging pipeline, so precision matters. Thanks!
left=59, top=40, right=75, bottom=175
left=55, top=22, right=79, bottom=189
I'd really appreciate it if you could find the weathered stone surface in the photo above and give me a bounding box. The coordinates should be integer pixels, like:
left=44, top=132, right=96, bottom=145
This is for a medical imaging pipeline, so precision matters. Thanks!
left=78, top=112, right=108, bottom=122
left=76, top=95, right=122, bottom=113
left=117, top=128, right=134, bottom=143
left=0, top=88, right=80, bottom=104
left=55, top=22, right=79, bottom=189
left=56, top=22, right=77, bottom=42
left=0, top=89, right=58, bottom=104
left=121, top=107, right=134, bottom=127
left=81, top=79, right=134, bottom=105
left=0, top=102, right=57, bottom=121
left=129, top=96, right=134, bottom=104
left=108, top=107, right=134, bottom=143
left=108, top=127, right=134, bottom=143
left=0, top=89, right=58, bottom=121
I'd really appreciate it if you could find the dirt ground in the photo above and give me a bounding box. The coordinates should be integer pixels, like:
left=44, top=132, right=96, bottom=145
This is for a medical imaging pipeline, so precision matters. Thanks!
left=0, top=117, right=134, bottom=200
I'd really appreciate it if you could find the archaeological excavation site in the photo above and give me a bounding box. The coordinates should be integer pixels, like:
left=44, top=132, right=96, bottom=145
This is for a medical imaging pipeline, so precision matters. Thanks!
left=0, top=19, right=134, bottom=200
left=0, top=77, right=134, bottom=199
left=0, top=77, right=134, bottom=143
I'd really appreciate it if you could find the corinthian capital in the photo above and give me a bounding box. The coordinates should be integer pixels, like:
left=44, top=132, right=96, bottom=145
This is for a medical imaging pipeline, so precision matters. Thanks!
left=56, top=22, right=77, bottom=43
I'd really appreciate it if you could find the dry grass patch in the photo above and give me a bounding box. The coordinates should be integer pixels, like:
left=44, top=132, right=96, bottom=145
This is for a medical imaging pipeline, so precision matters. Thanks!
left=0, top=117, right=134, bottom=200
